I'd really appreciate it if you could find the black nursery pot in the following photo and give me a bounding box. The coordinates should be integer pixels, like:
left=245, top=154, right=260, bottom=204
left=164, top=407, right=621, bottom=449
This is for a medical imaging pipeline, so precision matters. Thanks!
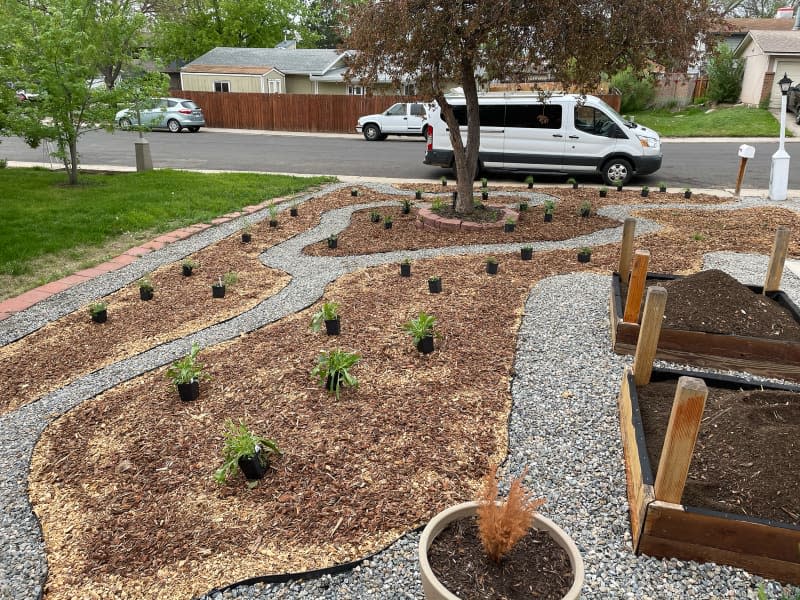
left=325, top=372, right=343, bottom=393
left=520, top=248, right=533, bottom=261
left=519, top=202, right=528, bottom=211
left=237, top=450, right=267, bottom=481
left=370, top=213, right=381, bottom=223
left=290, top=207, right=299, bottom=217
left=384, top=221, right=393, bottom=229
left=416, top=335, right=435, bottom=354
left=402, top=205, right=411, bottom=215
left=577, top=252, right=591, bottom=263
left=641, top=190, right=649, bottom=198
left=684, top=191, right=692, bottom=199
left=177, top=380, right=199, bottom=402
left=324, top=317, right=340, bottom=336
left=616, top=185, right=623, bottom=192
left=91, top=310, right=107, bottom=323
left=428, top=278, right=442, bottom=293
left=659, top=186, right=667, bottom=193
left=544, top=213, right=553, bottom=222
left=182, top=265, right=193, bottom=277
left=351, top=189, right=359, bottom=197
left=415, top=191, right=422, bottom=200
left=140, top=288, right=154, bottom=301
left=212, top=284, right=226, bottom=298
left=400, top=263, right=411, bottom=277
left=481, top=191, right=489, bottom=200
left=504, top=223, right=515, bottom=233
left=328, top=238, right=338, bottom=249
left=599, top=190, right=607, bottom=198
left=580, top=209, right=591, bottom=218
left=269, top=220, right=278, bottom=228
left=241, top=232, right=252, bottom=243
left=486, top=262, right=499, bottom=275
left=572, top=182, right=579, bottom=189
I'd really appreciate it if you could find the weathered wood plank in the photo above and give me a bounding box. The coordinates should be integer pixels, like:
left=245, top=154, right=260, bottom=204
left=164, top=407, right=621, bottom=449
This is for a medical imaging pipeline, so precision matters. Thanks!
left=623, top=250, right=650, bottom=323
left=632, top=286, right=667, bottom=386
left=764, top=227, right=790, bottom=293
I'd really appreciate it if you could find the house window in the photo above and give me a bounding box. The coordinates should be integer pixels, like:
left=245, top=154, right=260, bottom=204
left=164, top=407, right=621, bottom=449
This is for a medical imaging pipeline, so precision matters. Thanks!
left=348, top=85, right=365, bottom=96
left=214, top=81, right=230, bottom=93
left=402, top=83, right=417, bottom=96
left=268, top=79, right=282, bottom=94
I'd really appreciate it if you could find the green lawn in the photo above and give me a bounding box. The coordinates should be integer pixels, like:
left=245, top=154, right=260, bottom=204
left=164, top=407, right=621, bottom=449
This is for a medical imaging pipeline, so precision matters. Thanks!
left=0, top=168, right=333, bottom=300
left=629, top=105, right=783, bottom=137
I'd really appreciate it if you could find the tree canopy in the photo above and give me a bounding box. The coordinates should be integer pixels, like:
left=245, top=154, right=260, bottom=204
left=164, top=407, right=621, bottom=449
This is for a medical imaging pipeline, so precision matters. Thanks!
left=346, top=0, right=720, bottom=212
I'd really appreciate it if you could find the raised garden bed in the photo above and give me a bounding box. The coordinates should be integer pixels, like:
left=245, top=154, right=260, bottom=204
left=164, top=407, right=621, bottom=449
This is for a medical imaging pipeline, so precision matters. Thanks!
left=617, top=366, right=800, bottom=585
left=610, top=270, right=800, bottom=380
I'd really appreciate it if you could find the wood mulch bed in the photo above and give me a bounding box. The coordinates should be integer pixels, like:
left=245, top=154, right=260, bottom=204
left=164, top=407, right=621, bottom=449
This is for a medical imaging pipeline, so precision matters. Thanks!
left=30, top=250, right=588, bottom=600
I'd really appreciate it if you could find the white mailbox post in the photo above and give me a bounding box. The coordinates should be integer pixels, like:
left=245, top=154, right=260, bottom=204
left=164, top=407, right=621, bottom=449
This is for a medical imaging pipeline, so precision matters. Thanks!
left=736, top=144, right=755, bottom=197
left=769, top=73, right=793, bottom=201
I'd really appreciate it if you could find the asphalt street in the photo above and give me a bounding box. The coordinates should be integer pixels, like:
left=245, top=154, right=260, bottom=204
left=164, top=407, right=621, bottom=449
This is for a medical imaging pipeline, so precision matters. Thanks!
left=2, top=128, right=798, bottom=190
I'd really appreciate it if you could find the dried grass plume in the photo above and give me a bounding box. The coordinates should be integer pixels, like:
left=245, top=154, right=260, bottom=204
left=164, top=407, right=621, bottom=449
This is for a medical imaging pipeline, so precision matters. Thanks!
left=476, top=463, right=546, bottom=563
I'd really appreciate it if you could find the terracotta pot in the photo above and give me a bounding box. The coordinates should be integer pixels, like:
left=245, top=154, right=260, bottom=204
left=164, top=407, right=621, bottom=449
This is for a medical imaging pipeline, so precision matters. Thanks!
left=419, top=501, right=584, bottom=600
left=176, top=380, right=199, bottom=402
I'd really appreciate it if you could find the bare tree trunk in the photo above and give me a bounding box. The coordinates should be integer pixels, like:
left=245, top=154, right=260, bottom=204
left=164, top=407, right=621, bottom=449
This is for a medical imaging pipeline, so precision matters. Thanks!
left=455, top=59, right=481, bottom=214
left=67, top=137, right=79, bottom=185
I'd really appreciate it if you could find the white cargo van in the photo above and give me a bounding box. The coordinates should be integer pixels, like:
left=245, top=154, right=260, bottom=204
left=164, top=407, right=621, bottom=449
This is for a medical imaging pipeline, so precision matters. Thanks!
left=423, top=93, right=662, bottom=185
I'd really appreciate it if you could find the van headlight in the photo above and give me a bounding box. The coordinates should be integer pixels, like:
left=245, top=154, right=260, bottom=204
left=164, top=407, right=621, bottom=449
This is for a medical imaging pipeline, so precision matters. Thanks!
left=637, top=135, right=659, bottom=149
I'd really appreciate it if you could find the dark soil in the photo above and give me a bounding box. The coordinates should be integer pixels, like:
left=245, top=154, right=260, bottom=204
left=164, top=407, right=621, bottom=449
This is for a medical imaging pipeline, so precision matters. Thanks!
left=623, top=269, right=800, bottom=341
left=428, top=518, right=573, bottom=600
left=638, top=381, right=800, bottom=525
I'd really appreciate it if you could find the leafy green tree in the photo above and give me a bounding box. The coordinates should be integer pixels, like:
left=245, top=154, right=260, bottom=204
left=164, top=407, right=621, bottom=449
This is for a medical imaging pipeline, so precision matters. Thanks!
left=152, top=0, right=313, bottom=64
left=303, top=0, right=362, bottom=47
left=114, top=70, right=171, bottom=137
left=346, top=0, right=719, bottom=214
left=611, top=68, right=656, bottom=113
left=1, top=0, right=147, bottom=184
left=706, top=43, right=744, bottom=104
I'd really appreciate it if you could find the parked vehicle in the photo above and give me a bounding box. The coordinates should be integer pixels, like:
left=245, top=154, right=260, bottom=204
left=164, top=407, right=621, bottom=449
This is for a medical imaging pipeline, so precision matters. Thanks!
left=356, top=102, right=429, bottom=141
left=115, top=97, right=205, bottom=133
left=423, top=93, right=662, bottom=185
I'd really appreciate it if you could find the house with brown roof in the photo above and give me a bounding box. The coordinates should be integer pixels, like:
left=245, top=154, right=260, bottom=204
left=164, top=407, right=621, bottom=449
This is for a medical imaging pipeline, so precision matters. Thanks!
left=734, top=27, right=800, bottom=108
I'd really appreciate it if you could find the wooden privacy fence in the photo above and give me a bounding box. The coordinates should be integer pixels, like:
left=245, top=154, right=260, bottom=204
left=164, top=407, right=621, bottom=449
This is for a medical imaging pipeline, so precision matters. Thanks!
left=171, top=91, right=419, bottom=133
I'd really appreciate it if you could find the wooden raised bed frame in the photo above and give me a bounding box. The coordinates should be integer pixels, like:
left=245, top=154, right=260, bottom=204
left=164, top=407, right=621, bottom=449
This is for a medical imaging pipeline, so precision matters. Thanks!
left=618, top=366, right=800, bottom=584
left=610, top=271, right=800, bottom=380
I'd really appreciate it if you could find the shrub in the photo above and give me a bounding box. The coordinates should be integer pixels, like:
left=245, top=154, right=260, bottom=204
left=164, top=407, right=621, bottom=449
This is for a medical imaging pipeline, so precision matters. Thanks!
left=611, top=67, right=655, bottom=112
left=476, top=464, right=545, bottom=563
left=707, top=43, right=743, bottom=104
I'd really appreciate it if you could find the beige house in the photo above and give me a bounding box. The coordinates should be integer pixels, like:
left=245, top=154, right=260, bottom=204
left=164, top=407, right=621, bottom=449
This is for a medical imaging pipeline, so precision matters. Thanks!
left=180, top=43, right=407, bottom=95
left=735, top=29, right=800, bottom=108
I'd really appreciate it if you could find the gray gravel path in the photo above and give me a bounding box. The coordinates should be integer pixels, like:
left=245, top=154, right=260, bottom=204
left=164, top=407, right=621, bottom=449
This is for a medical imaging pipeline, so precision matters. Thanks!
left=1, top=184, right=799, bottom=600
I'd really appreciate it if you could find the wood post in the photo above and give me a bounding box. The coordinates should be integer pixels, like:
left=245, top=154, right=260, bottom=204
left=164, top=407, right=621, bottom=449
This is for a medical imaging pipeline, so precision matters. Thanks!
left=632, top=285, right=667, bottom=386
left=618, top=218, right=637, bottom=281
left=653, top=376, right=708, bottom=504
left=623, top=249, right=650, bottom=323
left=734, top=157, right=748, bottom=197
left=763, top=227, right=790, bottom=293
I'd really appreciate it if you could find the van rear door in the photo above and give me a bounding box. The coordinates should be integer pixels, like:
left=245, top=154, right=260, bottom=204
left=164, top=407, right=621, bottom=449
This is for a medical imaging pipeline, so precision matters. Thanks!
left=502, top=103, right=566, bottom=171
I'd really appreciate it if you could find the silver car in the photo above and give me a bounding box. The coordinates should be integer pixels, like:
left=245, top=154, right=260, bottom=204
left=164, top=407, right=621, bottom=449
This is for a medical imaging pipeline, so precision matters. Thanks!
left=115, top=97, right=205, bottom=133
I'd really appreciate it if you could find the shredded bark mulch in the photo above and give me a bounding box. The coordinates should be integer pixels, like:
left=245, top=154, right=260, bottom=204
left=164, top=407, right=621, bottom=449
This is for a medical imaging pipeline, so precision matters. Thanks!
left=428, top=518, right=573, bottom=600
left=638, top=381, right=800, bottom=525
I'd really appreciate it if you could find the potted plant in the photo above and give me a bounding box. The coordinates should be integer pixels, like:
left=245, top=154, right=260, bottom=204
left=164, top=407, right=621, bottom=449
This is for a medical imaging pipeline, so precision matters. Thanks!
left=138, top=277, right=154, bottom=301
left=567, top=177, right=578, bottom=189
left=268, top=202, right=278, bottom=227
left=598, top=186, right=608, bottom=198
left=165, top=342, right=209, bottom=402
left=480, top=177, right=489, bottom=188
left=543, top=199, right=555, bottom=222
left=241, top=221, right=253, bottom=243
left=577, top=247, right=592, bottom=263
left=415, top=190, right=423, bottom=200
left=684, top=187, right=692, bottom=199
left=481, top=189, right=489, bottom=201
left=613, top=178, right=623, bottom=192
left=401, top=198, right=414, bottom=214
left=428, top=275, right=442, bottom=294
left=290, top=203, right=299, bottom=217
left=440, top=175, right=447, bottom=186
left=370, top=210, right=382, bottom=223
left=519, top=200, right=529, bottom=211
left=579, top=200, right=591, bottom=218
left=212, top=272, right=238, bottom=298
left=182, top=259, right=197, bottom=277
left=503, top=218, right=516, bottom=233
left=310, top=300, right=341, bottom=335
left=641, top=185, right=649, bottom=198
left=311, top=349, right=360, bottom=399
left=88, top=301, right=108, bottom=323
left=525, top=175, right=534, bottom=189
left=400, top=258, right=412, bottom=277
left=419, top=465, right=584, bottom=600
left=213, top=419, right=281, bottom=485
left=327, top=234, right=338, bottom=249
left=486, top=256, right=499, bottom=275
left=384, top=215, right=394, bottom=229
left=403, top=311, right=438, bottom=354
left=520, top=245, right=533, bottom=261
left=351, top=187, right=359, bottom=197
left=658, top=181, right=667, bottom=193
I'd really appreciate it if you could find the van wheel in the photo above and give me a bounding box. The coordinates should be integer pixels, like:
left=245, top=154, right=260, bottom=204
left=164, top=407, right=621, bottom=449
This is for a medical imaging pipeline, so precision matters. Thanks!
left=363, top=124, right=381, bottom=141
left=602, top=158, right=632, bottom=185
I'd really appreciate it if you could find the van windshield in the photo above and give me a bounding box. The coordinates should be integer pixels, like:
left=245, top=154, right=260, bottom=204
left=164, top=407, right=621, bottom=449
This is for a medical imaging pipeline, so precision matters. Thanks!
left=594, top=98, right=636, bottom=128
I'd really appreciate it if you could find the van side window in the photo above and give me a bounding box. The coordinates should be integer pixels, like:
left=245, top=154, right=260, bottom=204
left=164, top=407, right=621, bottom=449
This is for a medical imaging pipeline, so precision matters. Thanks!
left=451, top=105, right=505, bottom=127
left=505, top=104, right=562, bottom=129
left=574, top=106, right=617, bottom=137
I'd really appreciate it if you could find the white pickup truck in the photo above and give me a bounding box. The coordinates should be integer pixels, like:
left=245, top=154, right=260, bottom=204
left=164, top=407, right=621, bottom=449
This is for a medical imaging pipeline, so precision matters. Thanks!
left=355, top=102, right=428, bottom=141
